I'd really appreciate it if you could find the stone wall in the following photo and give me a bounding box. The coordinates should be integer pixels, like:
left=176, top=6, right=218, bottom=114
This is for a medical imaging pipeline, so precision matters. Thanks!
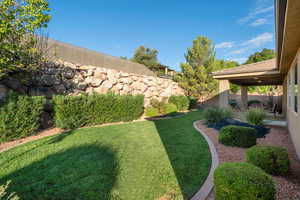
left=0, top=60, right=185, bottom=106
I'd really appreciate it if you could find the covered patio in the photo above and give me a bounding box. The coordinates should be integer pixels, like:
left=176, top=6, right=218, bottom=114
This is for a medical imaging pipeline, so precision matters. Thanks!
left=212, top=59, right=286, bottom=116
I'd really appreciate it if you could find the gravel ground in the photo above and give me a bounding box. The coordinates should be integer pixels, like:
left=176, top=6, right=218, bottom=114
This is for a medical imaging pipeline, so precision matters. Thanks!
left=196, top=121, right=300, bottom=200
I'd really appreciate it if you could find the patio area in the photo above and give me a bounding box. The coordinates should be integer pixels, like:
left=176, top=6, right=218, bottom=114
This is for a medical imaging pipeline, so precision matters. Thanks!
left=196, top=121, right=300, bottom=200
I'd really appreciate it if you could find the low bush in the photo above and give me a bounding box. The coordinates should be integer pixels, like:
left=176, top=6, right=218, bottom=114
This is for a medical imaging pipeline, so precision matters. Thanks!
left=246, top=108, right=266, bottom=126
left=150, top=98, right=167, bottom=114
left=169, top=95, right=190, bottom=111
left=163, top=103, right=178, bottom=114
left=219, top=125, right=257, bottom=148
left=203, top=107, right=232, bottom=124
left=53, top=93, right=144, bottom=129
left=246, top=146, right=290, bottom=175
left=248, top=99, right=263, bottom=107
left=214, top=162, right=276, bottom=200
left=229, top=99, right=238, bottom=108
left=0, top=92, right=45, bottom=142
left=145, top=107, right=159, bottom=117
left=187, top=96, right=198, bottom=109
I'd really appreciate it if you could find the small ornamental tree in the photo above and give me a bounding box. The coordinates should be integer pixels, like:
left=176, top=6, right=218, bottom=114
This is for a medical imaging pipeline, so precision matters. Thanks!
left=0, top=0, right=51, bottom=78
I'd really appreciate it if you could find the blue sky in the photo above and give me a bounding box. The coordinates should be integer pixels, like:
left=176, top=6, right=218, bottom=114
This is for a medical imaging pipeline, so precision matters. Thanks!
left=47, top=0, right=275, bottom=71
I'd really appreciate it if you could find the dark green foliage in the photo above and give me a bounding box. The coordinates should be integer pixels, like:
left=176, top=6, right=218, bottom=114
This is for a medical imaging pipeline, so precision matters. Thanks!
left=163, top=103, right=178, bottom=114
left=246, top=108, right=266, bottom=126
left=246, top=146, right=290, bottom=175
left=53, top=93, right=144, bottom=129
left=245, top=48, right=275, bottom=64
left=214, top=162, right=276, bottom=200
left=203, top=107, right=232, bottom=124
left=187, top=96, right=198, bottom=109
left=229, top=99, right=238, bottom=108
left=145, top=107, right=159, bottom=117
left=248, top=99, right=263, bottom=107
left=0, top=92, right=45, bottom=142
left=219, top=125, right=257, bottom=148
left=169, top=95, right=190, bottom=111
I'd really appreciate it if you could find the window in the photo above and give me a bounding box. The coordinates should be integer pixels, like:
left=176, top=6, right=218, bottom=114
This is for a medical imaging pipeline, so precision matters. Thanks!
left=288, top=61, right=299, bottom=113
left=295, top=63, right=298, bottom=113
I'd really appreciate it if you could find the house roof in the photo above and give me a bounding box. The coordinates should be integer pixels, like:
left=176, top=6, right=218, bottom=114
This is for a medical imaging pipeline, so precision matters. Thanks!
left=212, top=59, right=277, bottom=76
left=212, top=59, right=283, bottom=86
left=47, top=39, right=157, bottom=77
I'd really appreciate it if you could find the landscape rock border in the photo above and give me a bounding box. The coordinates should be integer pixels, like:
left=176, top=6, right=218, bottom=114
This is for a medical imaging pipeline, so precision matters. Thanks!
left=191, top=121, right=219, bottom=200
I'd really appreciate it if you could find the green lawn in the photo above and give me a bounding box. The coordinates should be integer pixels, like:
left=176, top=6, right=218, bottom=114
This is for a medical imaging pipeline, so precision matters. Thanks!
left=0, top=110, right=211, bottom=200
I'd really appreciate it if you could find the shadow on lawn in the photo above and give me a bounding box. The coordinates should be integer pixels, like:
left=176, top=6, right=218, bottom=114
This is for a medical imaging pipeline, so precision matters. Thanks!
left=150, top=111, right=211, bottom=199
left=1, top=145, right=118, bottom=200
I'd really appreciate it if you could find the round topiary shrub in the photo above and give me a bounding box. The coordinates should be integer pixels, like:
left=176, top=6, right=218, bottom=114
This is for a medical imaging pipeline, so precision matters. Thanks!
left=214, top=162, right=276, bottom=200
left=246, top=146, right=290, bottom=176
left=145, top=107, right=159, bottom=117
left=219, top=125, right=257, bottom=148
left=163, top=103, right=178, bottom=114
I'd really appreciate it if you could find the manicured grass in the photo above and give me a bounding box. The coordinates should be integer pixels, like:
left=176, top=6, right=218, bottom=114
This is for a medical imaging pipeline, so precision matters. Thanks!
left=0, top=110, right=211, bottom=200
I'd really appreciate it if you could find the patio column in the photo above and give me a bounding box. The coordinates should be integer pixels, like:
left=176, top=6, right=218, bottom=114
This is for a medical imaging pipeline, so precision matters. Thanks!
left=241, top=86, right=248, bottom=110
left=219, top=80, right=230, bottom=108
left=282, top=78, right=287, bottom=117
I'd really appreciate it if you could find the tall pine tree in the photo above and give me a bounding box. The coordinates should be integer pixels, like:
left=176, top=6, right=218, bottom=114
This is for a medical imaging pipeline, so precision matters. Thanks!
left=174, top=36, right=217, bottom=97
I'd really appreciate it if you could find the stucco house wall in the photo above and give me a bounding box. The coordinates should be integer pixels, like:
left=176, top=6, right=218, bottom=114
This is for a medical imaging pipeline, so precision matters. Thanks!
left=286, top=48, right=300, bottom=159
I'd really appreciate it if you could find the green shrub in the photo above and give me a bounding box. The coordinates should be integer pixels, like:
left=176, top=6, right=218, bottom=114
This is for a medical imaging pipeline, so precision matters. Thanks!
left=169, top=95, right=190, bottom=111
left=219, top=125, right=257, bottom=148
left=246, top=146, right=290, bottom=175
left=203, top=107, right=232, bottom=124
left=53, top=93, right=144, bottom=129
left=0, top=92, right=45, bottom=142
left=246, top=108, right=266, bottom=126
left=150, top=98, right=167, bottom=114
left=248, top=99, right=263, bottom=107
left=145, top=107, right=159, bottom=117
left=187, top=96, right=198, bottom=109
left=229, top=99, right=238, bottom=108
left=214, top=162, right=276, bottom=200
left=163, top=103, right=178, bottom=114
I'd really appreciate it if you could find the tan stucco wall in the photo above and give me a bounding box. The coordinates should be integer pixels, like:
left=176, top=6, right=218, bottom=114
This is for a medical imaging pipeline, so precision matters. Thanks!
left=286, top=48, right=300, bottom=160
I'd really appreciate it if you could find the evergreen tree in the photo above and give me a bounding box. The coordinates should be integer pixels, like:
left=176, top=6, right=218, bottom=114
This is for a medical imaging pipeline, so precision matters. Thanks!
left=131, top=46, right=159, bottom=70
left=174, top=36, right=217, bottom=97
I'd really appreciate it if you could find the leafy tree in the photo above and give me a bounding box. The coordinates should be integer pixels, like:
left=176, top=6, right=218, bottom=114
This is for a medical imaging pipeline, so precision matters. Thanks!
left=245, top=48, right=275, bottom=64
left=0, top=0, right=51, bottom=78
left=131, top=46, right=159, bottom=70
left=214, top=59, right=240, bottom=94
left=174, top=36, right=216, bottom=97
left=120, top=56, right=128, bottom=60
left=245, top=49, right=277, bottom=95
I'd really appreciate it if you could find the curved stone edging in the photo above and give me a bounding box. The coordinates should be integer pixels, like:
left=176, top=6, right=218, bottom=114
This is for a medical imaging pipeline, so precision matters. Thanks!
left=191, top=121, right=219, bottom=200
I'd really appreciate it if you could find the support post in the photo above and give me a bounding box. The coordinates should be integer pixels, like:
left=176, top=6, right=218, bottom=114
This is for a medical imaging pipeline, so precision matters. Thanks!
left=219, top=80, right=230, bottom=108
left=282, top=78, right=287, bottom=117
left=241, top=86, right=248, bottom=110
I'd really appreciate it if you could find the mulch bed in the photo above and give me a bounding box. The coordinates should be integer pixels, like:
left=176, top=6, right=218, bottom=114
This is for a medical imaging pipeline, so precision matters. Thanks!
left=206, top=119, right=270, bottom=138
left=196, top=121, right=300, bottom=200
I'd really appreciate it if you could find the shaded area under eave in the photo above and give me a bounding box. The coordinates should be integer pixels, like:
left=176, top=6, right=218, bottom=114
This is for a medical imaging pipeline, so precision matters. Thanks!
left=212, top=59, right=284, bottom=86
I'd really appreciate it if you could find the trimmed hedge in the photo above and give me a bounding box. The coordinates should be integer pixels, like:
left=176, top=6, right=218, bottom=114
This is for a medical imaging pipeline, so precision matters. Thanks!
left=53, top=93, right=144, bottom=129
left=163, top=103, right=178, bottom=114
left=203, top=107, right=232, bottom=124
left=145, top=107, right=159, bottom=117
left=169, top=95, right=189, bottom=111
left=246, top=146, right=290, bottom=175
left=0, top=92, right=45, bottom=142
left=214, top=162, right=276, bottom=200
left=219, top=125, right=257, bottom=148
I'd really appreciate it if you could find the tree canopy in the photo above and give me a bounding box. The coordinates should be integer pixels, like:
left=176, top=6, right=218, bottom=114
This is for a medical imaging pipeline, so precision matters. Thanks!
left=174, top=36, right=217, bottom=97
left=245, top=48, right=275, bottom=64
left=0, top=0, right=51, bottom=78
left=131, top=46, right=159, bottom=70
